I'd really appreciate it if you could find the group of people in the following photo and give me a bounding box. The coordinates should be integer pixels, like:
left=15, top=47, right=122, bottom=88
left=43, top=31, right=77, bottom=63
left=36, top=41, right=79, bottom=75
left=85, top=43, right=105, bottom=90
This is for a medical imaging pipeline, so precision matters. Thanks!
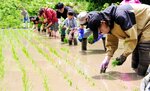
left=23, top=1, right=150, bottom=90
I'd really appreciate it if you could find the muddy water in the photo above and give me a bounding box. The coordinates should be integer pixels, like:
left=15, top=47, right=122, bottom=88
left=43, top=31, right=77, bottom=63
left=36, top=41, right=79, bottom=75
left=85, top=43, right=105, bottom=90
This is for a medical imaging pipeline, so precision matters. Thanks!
left=0, top=30, right=143, bottom=91
left=35, top=32, right=143, bottom=91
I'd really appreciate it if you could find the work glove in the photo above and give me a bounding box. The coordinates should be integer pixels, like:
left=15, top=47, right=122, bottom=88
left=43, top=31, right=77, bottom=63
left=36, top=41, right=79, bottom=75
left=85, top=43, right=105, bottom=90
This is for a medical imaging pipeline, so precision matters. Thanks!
left=100, top=56, right=110, bottom=73
left=115, top=54, right=127, bottom=66
left=88, top=34, right=103, bottom=44
left=78, top=36, right=83, bottom=42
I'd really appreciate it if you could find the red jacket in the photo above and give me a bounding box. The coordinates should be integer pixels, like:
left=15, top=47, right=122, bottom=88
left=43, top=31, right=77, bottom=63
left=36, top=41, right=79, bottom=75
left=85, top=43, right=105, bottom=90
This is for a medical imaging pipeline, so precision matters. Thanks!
left=44, top=8, right=58, bottom=24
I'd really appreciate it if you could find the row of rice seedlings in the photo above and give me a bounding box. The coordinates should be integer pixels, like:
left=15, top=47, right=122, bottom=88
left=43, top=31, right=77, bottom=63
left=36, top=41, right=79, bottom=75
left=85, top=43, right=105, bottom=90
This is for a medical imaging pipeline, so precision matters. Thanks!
left=43, top=76, right=51, bottom=91
left=42, top=37, right=93, bottom=85
left=23, top=30, right=97, bottom=88
left=27, top=31, right=94, bottom=85
left=24, top=30, right=135, bottom=90
left=33, top=32, right=129, bottom=90
left=25, top=30, right=124, bottom=90
left=58, top=45, right=128, bottom=89
left=47, top=45, right=96, bottom=87
left=32, top=42, right=75, bottom=88
left=19, top=30, right=81, bottom=91
left=9, top=31, right=32, bottom=91
left=65, top=52, right=130, bottom=89
left=13, top=30, right=52, bottom=91
left=60, top=47, right=70, bottom=54
left=21, top=30, right=111, bottom=90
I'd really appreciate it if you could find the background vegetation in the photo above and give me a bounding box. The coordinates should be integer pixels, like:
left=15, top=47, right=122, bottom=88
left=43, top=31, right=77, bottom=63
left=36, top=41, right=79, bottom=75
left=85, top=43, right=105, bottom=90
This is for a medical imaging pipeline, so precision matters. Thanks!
left=0, top=0, right=149, bottom=28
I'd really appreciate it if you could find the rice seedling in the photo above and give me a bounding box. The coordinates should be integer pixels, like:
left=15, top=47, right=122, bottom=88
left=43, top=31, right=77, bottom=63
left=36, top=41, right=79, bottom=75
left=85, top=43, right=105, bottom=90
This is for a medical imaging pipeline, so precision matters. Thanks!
left=0, top=47, right=4, bottom=80
left=43, top=76, right=51, bottom=91
left=60, top=47, right=70, bottom=53
left=112, top=59, right=121, bottom=67
left=10, top=35, right=31, bottom=91
left=64, top=37, right=69, bottom=43
left=87, top=34, right=94, bottom=44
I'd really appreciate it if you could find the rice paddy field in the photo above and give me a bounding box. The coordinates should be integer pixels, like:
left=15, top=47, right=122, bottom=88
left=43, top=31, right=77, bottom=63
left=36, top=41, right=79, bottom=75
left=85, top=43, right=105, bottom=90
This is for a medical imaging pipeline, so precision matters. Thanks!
left=0, top=29, right=143, bottom=91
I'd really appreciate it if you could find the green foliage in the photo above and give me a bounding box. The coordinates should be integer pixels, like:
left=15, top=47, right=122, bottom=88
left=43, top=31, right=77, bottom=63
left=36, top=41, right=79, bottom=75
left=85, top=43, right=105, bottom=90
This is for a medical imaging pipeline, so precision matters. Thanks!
left=86, top=0, right=121, bottom=11
left=0, top=0, right=22, bottom=28
left=0, top=0, right=89, bottom=28
left=3, top=0, right=146, bottom=28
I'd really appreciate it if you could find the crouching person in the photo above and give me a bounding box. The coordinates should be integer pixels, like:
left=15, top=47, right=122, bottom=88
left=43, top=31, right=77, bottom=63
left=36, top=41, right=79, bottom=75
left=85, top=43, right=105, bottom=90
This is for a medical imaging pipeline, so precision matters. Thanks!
left=63, top=11, right=78, bottom=45
left=86, top=4, right=150, bottom=76
left=77, top=11, right=106, bottom=51
left=30, top=16, right=42, bottom=32
left=38, top=7, right=58, bottom=38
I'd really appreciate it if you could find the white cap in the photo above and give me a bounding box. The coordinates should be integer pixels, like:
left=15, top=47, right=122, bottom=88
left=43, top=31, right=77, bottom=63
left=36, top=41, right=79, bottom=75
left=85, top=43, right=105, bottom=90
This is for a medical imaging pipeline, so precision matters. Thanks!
left=77, top=12, right=88, bottom=24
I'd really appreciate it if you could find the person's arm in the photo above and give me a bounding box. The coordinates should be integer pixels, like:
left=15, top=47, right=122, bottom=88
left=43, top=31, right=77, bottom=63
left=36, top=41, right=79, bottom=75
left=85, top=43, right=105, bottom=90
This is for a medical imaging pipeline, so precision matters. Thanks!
left=100, top=34, right=119, bottom=73
left=45, top=9, right=53, bottom=28
left=123, top=25, right=138, bottom=57
left=83, top=28, right=92, bottom=38
left=63, top=19, right=68, bottom=28
left=115, top=10, right=138, bottom=57
left=111, top=10, right=138, bottom=66
left=106, top=34, right=119, bottom=57
left=46, top=22, right=52, bottom=29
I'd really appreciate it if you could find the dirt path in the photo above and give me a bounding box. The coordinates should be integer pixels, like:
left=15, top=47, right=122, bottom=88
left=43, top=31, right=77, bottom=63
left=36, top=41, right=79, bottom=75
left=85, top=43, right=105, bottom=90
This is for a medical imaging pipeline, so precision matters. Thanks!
left=0, top=30, right=143, bottom=91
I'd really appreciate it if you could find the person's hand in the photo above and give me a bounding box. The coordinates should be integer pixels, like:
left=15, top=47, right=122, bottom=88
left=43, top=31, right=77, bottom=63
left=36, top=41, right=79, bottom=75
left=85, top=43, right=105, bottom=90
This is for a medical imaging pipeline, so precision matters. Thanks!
left=115, top=54, right=127, bottom=65
left=44, top=27, right=47, bottom=30
left=88, top=40, right=94, bottom=44
left=78, top=35, right=82, bottom=42
left=100, top=56, right=111, bottom=73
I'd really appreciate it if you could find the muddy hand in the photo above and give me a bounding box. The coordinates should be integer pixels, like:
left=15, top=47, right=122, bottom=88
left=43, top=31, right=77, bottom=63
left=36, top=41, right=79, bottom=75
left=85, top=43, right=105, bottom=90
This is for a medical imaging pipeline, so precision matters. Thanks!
left=115, top=54, right=127, bottom=65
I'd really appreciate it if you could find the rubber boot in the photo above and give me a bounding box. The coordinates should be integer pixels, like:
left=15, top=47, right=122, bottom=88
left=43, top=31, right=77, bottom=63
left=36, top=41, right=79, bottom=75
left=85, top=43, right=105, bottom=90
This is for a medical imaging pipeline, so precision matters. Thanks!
left=137, top=42, right=150, bottom=76
left=74, top=38, right=78, bottom=45
left=48, top=32, right=51, bottom=37
left=102, top=37, right=106, bottom=51
left=82, top=38, right=87, bottom=50
left=61, top=35, right=65, bottom=42
left=69, top=40, right=72, bottom=45
left=131, top=46, right=139, bottom=69
left=38, top=27, right=40, bottom=32
left=137, top=64, right=149, bottom=76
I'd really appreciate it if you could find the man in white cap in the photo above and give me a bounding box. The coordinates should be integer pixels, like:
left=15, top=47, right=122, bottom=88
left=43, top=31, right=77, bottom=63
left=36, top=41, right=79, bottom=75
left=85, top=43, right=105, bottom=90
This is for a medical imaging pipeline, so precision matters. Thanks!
left=77, top=11, right=106, bottom=51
